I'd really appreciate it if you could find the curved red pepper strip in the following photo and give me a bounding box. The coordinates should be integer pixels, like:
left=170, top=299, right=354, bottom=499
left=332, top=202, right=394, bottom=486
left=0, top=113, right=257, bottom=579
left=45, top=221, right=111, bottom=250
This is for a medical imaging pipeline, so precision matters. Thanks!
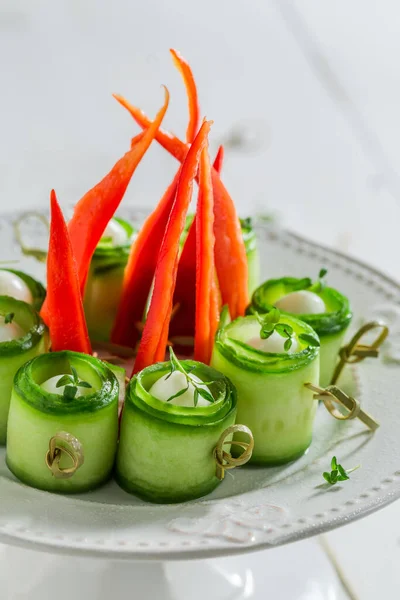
left=194, top=144, right=217, bottom=364
left=170, top=48, right=200, bottom=144
left=212, top=145, right=224, bottom=174
left=111, top=168, right=180, bottom=348
left=41, top=89, right=170, bottom=325
left=43, top=190, right=92, bottom=354
left=133, top=120, right=212, bottom=374
left=113, top=98, right=248, bottom=319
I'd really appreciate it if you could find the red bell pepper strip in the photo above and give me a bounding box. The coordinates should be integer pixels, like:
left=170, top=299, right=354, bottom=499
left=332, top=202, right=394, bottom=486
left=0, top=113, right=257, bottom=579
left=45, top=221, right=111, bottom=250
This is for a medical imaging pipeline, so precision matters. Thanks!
left=41, top=88, right=170, bottom=324
left=212, top=145, right=224, bottom=174
left=112, top=98, right=248, bottom=318
left=170, top=48, right=200, bottom=144
left=133, top=120, right=212, bottom=374
left=43, top=190, right=92, bottom=354
left=111, top=168, right=181, bottom=348
left=194, top=144, right=217, bottom=364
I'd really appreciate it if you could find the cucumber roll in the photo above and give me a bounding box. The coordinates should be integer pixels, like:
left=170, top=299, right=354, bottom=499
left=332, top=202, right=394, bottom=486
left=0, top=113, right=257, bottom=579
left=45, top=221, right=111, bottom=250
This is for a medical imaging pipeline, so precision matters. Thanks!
left=240, top=218, right=260, bottom=296
left=0, top=297, right=48, bottom=444
left=116, top=352, right=240, bottom=503
left=0, top=268, right=46, bottom=311
left=6, top=351, right=119, bottom=493
left=248, top=273, right=352, bottom=387
left=84, top=217, right=136, bottom=341
left=211, top=311, right=320, bottom=465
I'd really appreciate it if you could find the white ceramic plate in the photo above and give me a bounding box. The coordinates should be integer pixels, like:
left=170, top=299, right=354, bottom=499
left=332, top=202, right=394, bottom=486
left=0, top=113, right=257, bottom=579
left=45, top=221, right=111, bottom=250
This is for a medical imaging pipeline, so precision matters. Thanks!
left=0, top=211, right=399, bottom=560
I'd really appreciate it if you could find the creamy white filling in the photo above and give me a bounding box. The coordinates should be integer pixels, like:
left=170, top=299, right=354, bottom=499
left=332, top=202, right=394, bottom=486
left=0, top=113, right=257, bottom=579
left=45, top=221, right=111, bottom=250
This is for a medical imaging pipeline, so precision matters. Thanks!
left=0, top=319, right=25, bottom=343
left=40, top=374, right=93, bottom=397
left=247, top=329, right=299, bottom=354
left=0, top=270, right=33, bottom=304
left=275, top=290, right=326, bottom=315
left=149, top=370, right=211, bottom=407
left=101, top=219, right=128, bottom=247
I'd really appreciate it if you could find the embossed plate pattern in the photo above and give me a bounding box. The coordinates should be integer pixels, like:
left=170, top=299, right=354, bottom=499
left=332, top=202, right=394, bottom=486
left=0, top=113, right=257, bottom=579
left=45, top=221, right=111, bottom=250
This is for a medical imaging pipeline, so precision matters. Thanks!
left=0, top=211, right=399, bottom=560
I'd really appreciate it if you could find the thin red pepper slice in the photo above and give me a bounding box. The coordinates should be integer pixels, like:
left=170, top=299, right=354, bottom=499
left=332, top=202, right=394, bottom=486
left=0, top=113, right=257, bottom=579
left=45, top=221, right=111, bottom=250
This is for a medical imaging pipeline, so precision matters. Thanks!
left=194, top=144, right=217, bottom=364
left=170, top=48, right=200, bottom=143
left=212, top=145, right=224, bottom=174
left=43, top=190, right=92, bottom=354
left=41, top=89, right=169, bottom=325
left=133, top=120, right=211, bottom=374
left=71, top=87, right=169, bottom=293
left=113, top=99, right=248, bottom=318
left=111, top=168, right=180, bottom=348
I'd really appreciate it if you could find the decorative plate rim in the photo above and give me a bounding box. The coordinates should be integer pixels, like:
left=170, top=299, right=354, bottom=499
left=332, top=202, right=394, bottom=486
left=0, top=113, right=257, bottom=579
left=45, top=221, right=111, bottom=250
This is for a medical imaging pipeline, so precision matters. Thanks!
left=0, top=215, right=399, bottom=560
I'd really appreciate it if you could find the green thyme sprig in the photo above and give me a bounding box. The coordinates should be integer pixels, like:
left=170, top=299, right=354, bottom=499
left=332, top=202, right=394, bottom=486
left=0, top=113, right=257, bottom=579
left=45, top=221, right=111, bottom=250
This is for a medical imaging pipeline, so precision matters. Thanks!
left=323, top=456, right=359, bottom=485
left=255, top=309, right=320, bottom=351
left=293, top=268, right=328, bottom=294
left=4, top=312, right=15, bottom=325
left=56, top=365, right=92, bottom=401
left=165, top=348, right=215, bottom=407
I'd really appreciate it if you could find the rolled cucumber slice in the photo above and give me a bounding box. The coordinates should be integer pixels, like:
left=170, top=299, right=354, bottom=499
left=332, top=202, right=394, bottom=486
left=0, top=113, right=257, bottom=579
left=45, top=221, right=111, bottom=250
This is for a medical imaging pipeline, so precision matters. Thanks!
left=182, top=215, right=260, bottom=297
left=6, top=351, right=119, bottom=493
left=240, top=218, right=260, bottom=296
left=0, top=268, right=46, bottom=311
left=0, top=296, right=49, bottom=444
left=84, top=217, right=136, bottom=342
left=211, top=314, right=320, bottom=465
left=116, top=360, right=237, bottom=503
left=248, top=277, right=352, bottom=387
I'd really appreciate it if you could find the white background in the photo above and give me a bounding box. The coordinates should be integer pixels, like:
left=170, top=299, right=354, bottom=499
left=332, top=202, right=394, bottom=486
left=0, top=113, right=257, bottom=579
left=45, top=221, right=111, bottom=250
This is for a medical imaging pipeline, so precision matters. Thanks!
left=1, top=1, right=399, bottom=598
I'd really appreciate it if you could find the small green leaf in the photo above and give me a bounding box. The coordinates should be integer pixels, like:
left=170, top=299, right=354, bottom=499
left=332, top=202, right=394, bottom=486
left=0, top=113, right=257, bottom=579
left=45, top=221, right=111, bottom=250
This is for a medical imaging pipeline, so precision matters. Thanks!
left=331, top=456, right=338, bottom=470
left=265, top=308, right=281, bottom=324
left=260, top=326, right=275, bottom=340
left=319, top=268, right=328, bottom=279
left=166, top=384, right=190, bottom=403
left=71, top=366, right=79, bottom=384
left=323, top=472, right=332, bottom=484
left=193, top=388, right=199, bottom=407
left=299, top=333, right=320, bottom=347
left=196, top=386, right=215, bottom=404
left=330, top=469, right=339, bottom=484
left=275, top=323, right=293, bottom=338
left=63, top=385, right=78, bottom=401
left=77, top=381, right=92, bottom=389
left=337, top=464, right=349, bottom=480
left=284, top=337, right=293, bottom=352
left=4, top=312, right=15, bottom=325
left=56, top=375, right=74, bottom=388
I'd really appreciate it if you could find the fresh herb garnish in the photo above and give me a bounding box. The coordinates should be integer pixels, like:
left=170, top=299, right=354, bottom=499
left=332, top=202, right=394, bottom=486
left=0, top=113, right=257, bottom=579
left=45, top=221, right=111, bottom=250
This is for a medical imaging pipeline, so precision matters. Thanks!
left=292, top=269, right=328, bottom=294
left=4, top=312, right=15, bottom=325
left=255, top=309, right=320, bottom=351
left=323, top=456, right=359, bottom=485
left=56, top=364, right=92, bottom=401
left=166, top=348, right=215, bottom=407
left=255, top=309, right=295, bottom=350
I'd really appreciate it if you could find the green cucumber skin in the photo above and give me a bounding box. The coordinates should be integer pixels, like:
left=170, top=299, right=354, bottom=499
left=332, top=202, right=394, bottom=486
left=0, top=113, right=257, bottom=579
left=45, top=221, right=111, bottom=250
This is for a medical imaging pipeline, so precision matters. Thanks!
left=211, top=347, right=319, bottom=464
left=247, top=247, right=260, bottom=297
left=319, top=329, right=347, bottom=388
left=6, top=389, right=118, bottom=493
left=0, top=335, right=48, bottom=445
left=84, top=217, right=135, bottom=342
left=116, top=400, right=235, bottom=503
left=84, top=264, right=125, bottom=342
